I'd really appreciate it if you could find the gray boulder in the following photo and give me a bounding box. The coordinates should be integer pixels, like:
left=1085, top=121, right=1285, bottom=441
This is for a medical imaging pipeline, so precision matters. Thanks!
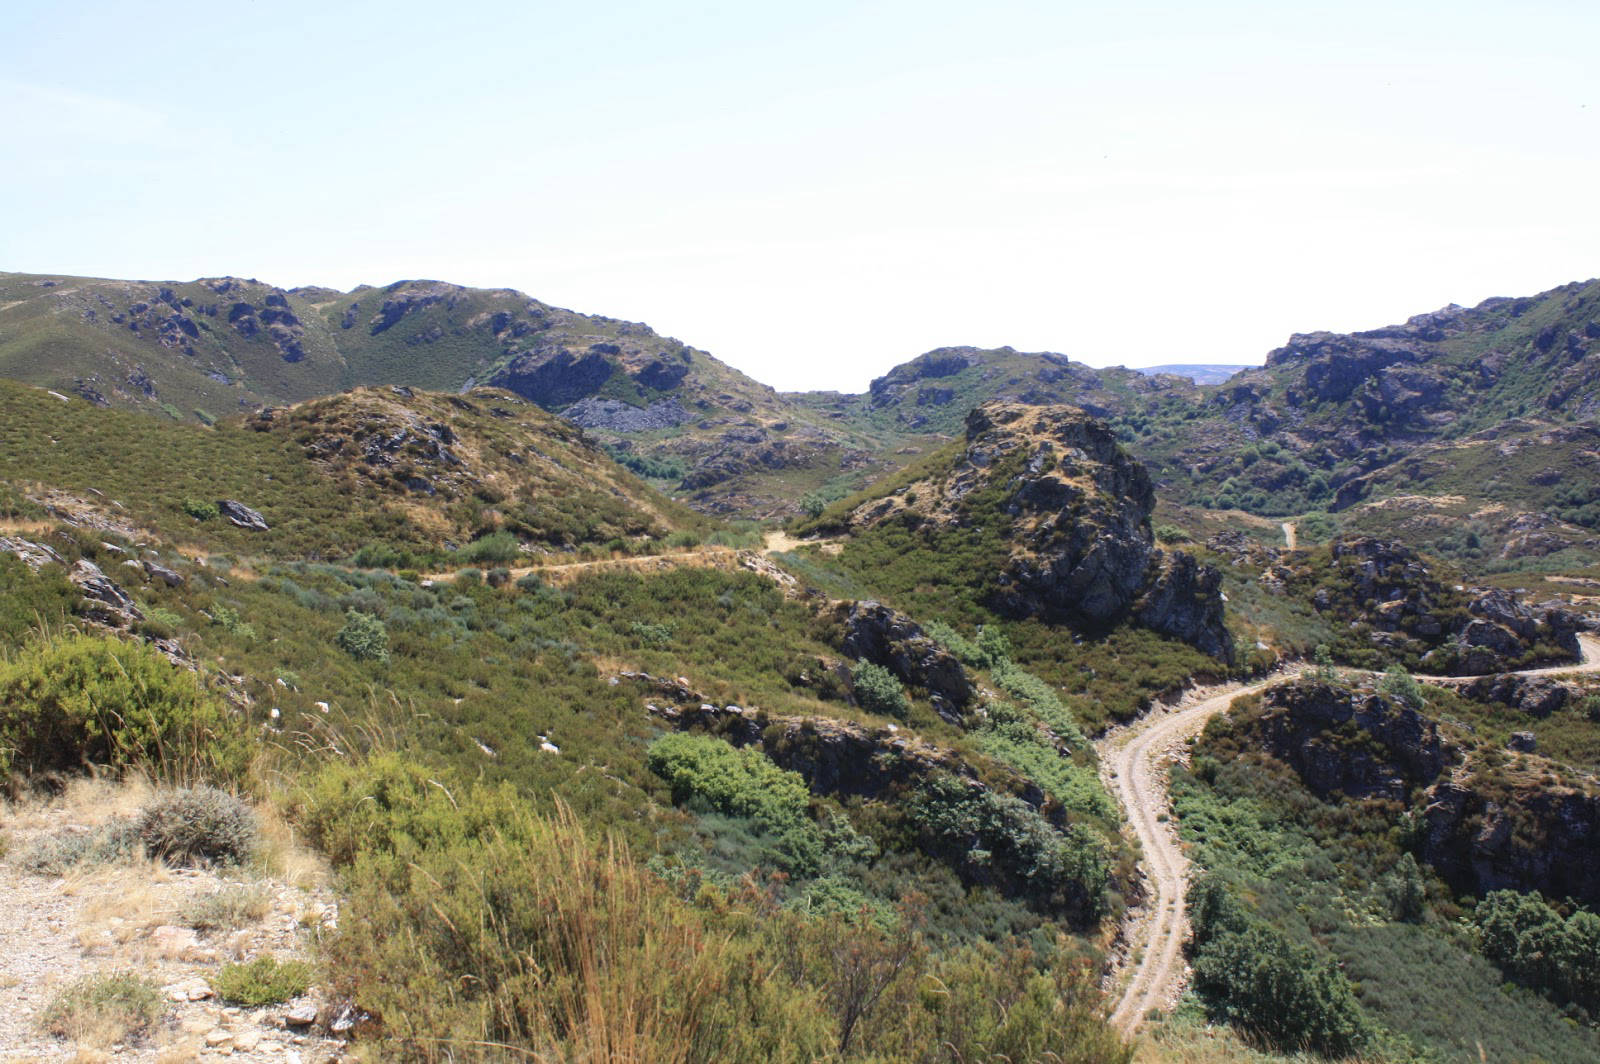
left=217, top=500, right=269, bottom=531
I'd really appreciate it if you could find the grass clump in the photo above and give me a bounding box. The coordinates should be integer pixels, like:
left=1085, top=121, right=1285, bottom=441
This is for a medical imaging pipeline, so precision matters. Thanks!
left=183, top=882, right=272, bottom=931
left=22, top=818, right=142, bottom=874
left=137, top=785, right=257, bottom=867
left=39, top=970, right=164, bottom=1046
left=212, top=955, right=314, bottom=1006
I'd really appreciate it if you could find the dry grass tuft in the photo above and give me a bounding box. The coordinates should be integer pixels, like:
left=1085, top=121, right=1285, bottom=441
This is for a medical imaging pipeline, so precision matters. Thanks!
left=38, top=970, right=164, bottom=1048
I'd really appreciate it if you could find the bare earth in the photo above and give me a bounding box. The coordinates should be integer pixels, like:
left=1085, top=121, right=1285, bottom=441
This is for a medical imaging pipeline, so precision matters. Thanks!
left=1099, top=632, right=1600, bottom=1038
left=0, top=781, right=346, bottom=1062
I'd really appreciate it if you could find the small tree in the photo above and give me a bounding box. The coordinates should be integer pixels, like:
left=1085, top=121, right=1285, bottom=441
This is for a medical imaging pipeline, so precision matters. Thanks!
left=1313, top=644, right=1336, bottom=682
left=337, top=609, right=390, bottom=664
left=1378, top=663, right=1424, bottom=709
left=851, top=661, right=909, bottom=719
left=1384, top=853, right=1426, bottom=922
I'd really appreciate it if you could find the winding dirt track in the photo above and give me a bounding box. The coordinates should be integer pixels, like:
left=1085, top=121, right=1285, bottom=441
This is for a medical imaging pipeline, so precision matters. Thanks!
left=1100, top=633, right=1600, bottom=1038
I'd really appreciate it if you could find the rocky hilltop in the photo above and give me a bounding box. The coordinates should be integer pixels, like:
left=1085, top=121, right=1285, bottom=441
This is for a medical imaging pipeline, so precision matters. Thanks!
left=826, top=401, right=1233, bottom=660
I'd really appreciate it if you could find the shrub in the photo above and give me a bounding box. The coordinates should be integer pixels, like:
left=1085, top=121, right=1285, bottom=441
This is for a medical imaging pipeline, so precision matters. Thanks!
left=213, top=956, right=314, bottom=1006
left=850, top=660, right=908, bottom=719
left=335, top=609, right=390, bottom=663
left=39, top=971, right=164, bottom=1045
left=1188, top=877, right=1374, bottom=1057
left=0, top=632, right=247, bottom=785
left=457, top=530, right=521, bottom=565
left=1379, top=663, right=1425, bottom=709
left=907, top=773, right=1108, bottom=923
left=137, top=786, right=257, bottom=867
left=1476, top=890, right=1600, bottom=1016
left=647, top=732, right=823, bottom=875
left=182, top=498, right=218, bottom=522
left=210, top=604, right=256, bottom=642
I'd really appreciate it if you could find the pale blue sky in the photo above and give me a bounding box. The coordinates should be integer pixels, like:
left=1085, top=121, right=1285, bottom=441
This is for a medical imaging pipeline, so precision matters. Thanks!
left=3, top=1, right=1596, bottom=390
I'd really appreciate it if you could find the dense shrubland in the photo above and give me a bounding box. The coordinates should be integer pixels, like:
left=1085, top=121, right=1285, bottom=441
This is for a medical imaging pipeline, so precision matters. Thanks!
left=0, top=519, right=1139, bottom=1060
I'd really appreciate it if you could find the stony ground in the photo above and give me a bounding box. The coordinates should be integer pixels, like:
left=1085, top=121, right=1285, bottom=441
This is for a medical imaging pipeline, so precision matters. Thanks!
left=0, top=779, right=351, bottom=1062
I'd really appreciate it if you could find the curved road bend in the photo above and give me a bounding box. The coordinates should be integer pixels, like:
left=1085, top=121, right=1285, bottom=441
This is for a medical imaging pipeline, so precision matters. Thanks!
left=1100, top=632, right=1600, bottom=1038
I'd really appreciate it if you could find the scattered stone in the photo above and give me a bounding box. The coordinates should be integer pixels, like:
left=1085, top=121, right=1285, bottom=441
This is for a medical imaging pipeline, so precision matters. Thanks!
left=164, top=977, right=215, bottom=1002
left=150, top=923, right=201, bottom=959
left=205, top=1027, right=233, bottom=1048
left=1509, top=731, right=1538, bottom=753
left=143, top=559, right=185, bottom=586
left=284, top=1003, right=319, bottom=1028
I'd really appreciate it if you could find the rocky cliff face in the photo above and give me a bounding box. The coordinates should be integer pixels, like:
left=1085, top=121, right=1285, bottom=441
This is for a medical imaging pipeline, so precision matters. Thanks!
left=1226, top=676, right=1600, bottom=906
left=1278, top=535, right=1584, bottom=674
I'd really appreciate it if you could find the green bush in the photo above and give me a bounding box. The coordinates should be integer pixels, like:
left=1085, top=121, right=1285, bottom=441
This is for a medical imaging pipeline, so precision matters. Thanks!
left=1188, top=877, right=1374, bottom=1057
left=137, top=786, right=257, bottom=867
left=1476, top=891, right=1600, bottom=1017
left=212, top=956, right=314, bottom=1006
left=850, top=660, right=908, bottom=719
left=336, top=608, right=390, bottom=663
left=1379, top=664, right=1425, bottom=709
left=182, top=498, right=219, bottom=522
left=647, top=732, right=823, bottom=875
left=457, top=530, right=522, bottom=565
left=0, top=632, right=247, bottom=785
left=907, top=773, right=1108, bottom=923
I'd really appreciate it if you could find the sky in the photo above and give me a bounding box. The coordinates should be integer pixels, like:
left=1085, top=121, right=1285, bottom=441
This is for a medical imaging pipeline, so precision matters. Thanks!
left=3, top=0, right=1597, bottom=391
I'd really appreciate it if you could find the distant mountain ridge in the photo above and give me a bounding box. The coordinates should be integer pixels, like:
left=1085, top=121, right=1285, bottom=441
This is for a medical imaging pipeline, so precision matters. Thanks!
left=5, top=268, right=1600, bottom=564
left=1134, top=363, right=1254, bottom=385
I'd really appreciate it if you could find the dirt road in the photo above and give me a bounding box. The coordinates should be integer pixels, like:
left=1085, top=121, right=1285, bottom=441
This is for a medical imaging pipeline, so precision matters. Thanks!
left=1100, top=632, right=1600, bottom=1038
left=1099, top=674, right=1288, bottom=1036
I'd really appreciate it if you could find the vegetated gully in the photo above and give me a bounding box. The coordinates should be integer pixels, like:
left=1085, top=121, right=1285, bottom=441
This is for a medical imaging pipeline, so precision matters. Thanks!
left=1098, top=633, right=1600, bottom=1039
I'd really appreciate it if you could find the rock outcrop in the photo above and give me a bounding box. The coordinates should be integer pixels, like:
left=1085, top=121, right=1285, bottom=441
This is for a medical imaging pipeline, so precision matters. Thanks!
left=1136, top=551, right=1232, bottom=661
left=844, top=401, right=1232, bottom=660
left=1251, top=681, right=1450, bottom=801
left=217, top=500, right=269, bottom=532
left=836, top=600, right=974, bottom=723
left=1309, top=537, right=1581, bottom=674
left=1421, top=779, right=1600, bottom=908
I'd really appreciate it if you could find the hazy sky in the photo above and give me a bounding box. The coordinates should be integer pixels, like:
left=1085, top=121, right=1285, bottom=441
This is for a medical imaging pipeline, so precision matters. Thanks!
left=4, top=1, right=1596, bottom=391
